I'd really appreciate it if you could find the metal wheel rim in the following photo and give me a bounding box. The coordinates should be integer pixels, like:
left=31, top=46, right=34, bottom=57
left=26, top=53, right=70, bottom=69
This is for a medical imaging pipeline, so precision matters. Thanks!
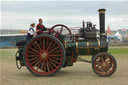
left=93, top=54, right=116, bottom=76
left=25, top=37, right=64, bottom=75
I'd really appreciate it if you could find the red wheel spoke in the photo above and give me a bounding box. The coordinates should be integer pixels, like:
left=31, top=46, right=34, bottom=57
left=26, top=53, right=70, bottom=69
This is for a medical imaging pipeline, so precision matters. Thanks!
left=49, top=50, right=61, bottom=54
left=101, top=67, right=106, bottom=72
left=49, top=60, right=57, bottom=68
left=49, top=58, right=59, bottom=64
left=48, top=55, right=61, bottom=57
left=100, top=56, right=105, bottom=62
left=36, top=61, right=42, bottom=71
left=98, top=57, right=101, bottom=60
left=34, top=60, right=41, bottom=67
left=46, top=39, right=49, bottom=49
left=43, top=38, right=45, bottom=51
left=29, top=55, right=40, bottom=57
left=97, top=66, right=102, bottom=71
left=50, top=57, right=61, bottom=61
left=97, top=57, right=102, bottom=62
left=32, top=44, right=40, bottom=51
left=35, top=41, right=41, bottom=50
left=49, top=42, right=56, bottom=51
left=29, top=57, right=39, bottom=61
left=47, top=60, right=54, bottom=70
left=105, top=63, right=111, bottom=69
left=30, top=48, right=40, bottom=54
left=46, top=40, right=53, bottom=52
left=40, top=61, right=45, bottom=72
left=29, top=51, right=39, bottom=55
left=30, top=45, right=39, bottom=53
left=95, top=61, right=101, bottom=65
left=31, top=58, right=40, bottom=65
left=48, top=46, right=59, bottom=54
left=46, top=60, right=50, bottom=72
left=39, top=39, right=43, bottom=50
left=43, top=61, right=46, bottom=72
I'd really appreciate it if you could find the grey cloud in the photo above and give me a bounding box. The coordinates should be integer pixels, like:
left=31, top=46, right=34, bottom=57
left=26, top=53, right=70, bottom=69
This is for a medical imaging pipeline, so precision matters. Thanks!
left=2, top=1, right=128, bottom=16
left=1, top=1, right=128, bottom=30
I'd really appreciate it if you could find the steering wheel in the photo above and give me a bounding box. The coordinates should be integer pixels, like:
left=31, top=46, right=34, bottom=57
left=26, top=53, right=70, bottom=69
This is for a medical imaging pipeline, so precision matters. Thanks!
left=50, top=24, right=72, bottom=37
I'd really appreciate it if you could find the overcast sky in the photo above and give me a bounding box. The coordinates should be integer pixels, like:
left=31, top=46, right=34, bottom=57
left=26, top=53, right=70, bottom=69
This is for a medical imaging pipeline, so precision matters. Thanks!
left=1, top=0, right=128, bottom=30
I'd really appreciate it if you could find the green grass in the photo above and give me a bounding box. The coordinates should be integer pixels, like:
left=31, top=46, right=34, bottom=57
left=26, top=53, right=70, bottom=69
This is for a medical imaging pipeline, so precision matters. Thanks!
left=109, top=48, right=128, bottom=55
left=0, top=47, right=128, bottom=63
left=0, top=48, right=18, bottom=63
left=108, top=48, right=128, bottom=58
left=79, top=47, right=128, bottom=60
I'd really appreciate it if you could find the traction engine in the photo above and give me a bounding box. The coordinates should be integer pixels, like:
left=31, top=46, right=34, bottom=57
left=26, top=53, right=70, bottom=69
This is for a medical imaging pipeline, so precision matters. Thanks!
left=15, top=9, right=117, bottom=77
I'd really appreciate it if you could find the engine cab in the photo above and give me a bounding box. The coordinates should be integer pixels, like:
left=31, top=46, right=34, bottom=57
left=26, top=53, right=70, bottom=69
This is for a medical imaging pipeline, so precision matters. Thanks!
left=79, top=21, right=97, bottom=39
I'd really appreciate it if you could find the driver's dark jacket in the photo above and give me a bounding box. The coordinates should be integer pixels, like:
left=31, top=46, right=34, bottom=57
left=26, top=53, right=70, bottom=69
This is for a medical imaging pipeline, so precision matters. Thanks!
left=36, top=23, right=47, bottom=32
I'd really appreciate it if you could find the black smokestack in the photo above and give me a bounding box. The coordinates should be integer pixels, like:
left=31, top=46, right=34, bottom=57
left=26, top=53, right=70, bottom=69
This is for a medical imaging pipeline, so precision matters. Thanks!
left=98, top=9, right=106, bottom=37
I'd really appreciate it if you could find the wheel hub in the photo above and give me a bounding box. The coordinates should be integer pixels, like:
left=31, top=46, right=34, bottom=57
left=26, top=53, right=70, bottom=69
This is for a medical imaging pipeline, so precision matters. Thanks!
left=102, top=62, right=106, bottom=67
left=41, top=52, right=47, bottom=59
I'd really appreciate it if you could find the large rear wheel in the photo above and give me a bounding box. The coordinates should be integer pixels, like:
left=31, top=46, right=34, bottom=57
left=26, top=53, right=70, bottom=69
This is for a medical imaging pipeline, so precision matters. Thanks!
left=23, top=34, right=66, bottom=76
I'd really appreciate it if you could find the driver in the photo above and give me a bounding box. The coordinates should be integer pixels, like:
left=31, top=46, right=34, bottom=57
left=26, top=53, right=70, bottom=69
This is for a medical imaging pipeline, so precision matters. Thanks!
left=36, top=18, right=47, bottom=32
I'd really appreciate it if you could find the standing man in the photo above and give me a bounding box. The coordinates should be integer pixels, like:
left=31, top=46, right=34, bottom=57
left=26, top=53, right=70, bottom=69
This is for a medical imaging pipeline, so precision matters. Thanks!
left=36, top=18, right=47, bottom=32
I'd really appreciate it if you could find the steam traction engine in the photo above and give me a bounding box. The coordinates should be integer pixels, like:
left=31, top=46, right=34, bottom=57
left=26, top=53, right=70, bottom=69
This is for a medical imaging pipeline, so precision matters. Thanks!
left=16, top=9, right=117, bottom=77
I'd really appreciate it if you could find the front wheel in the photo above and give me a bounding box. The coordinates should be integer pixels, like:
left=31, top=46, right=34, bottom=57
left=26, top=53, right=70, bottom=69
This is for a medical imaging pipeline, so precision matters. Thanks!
left=92, top=52, right=117, bottom=77
left=23, top=34, right=66, bottom=76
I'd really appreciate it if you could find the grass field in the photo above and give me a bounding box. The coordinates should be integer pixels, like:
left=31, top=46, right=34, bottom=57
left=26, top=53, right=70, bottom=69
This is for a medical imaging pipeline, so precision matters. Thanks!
left=0, top=47, right=128, bottom=85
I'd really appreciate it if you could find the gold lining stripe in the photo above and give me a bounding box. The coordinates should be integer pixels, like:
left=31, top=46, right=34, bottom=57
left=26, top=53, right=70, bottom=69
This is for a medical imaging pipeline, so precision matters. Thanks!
left=76, top=41, right=79, bottom=55
left=78, top=46, right=105, bottom=48
left=64, top=41, right=67, bottom=48
left=87, top=42, right=89, bottom=47
left=87, top=42, right=90, bottom=55
left=98, top=39, right=101, bottom=47
left=100, top=33, right=106, bottom=35
left=99, top=11, right=105, bottom=13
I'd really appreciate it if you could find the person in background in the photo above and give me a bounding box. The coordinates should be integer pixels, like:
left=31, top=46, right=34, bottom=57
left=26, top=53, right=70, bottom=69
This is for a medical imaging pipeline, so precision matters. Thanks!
left=26, top=23, right=35, bottom=41
left=36, top=18, right=47, bottom=32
